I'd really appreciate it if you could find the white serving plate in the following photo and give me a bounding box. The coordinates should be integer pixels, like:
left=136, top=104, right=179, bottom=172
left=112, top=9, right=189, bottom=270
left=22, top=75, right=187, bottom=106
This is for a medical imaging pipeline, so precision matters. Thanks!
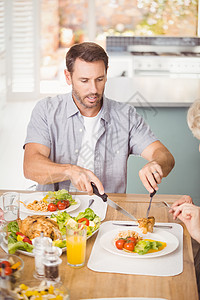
left=20, top=192, right=80, bottom=216
left=100, top=227, right=179, bottom=259
left=1, top=228, right=100, bottom=257
left=1, top=194, right=107, bottom=256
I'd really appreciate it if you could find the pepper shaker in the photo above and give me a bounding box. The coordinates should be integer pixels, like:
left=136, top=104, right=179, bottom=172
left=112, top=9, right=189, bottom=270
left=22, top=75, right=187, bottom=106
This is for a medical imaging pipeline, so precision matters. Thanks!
left=43, top=245, right=62, bottom=283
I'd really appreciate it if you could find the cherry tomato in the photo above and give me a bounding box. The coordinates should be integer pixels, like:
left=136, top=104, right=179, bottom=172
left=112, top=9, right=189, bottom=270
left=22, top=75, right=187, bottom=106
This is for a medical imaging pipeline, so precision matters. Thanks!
left=23, top=237, right=32, bottom=245
left=48, top=203, right=57, bottom=212
left=0, top=261, right=11, bottom=268
left=123, top=241, right=135, bottom=252
left=78, top=218, right=89, bottom=226
left=57, top=201, right=67, bottom=210
left=4, top=266, right=12, bottom=276
left=126, top=237, right=136, bottom=243
left=62, top=200, right=70, bottom=208
left=115, top=239, right=126, bottom=250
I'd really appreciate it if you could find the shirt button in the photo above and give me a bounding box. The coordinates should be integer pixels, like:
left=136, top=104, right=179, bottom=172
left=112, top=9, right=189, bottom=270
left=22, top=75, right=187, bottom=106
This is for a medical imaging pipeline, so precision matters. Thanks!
left=79, top=128, right=83, bottom=132
left=116, top=150, right=119, bottom=154
left=75, top=149, right=79, bottom=153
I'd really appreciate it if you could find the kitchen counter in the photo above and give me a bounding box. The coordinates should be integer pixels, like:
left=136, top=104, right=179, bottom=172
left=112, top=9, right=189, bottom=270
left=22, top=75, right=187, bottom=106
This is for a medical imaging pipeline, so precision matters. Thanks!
left=105, top=53, right=200, bottom=107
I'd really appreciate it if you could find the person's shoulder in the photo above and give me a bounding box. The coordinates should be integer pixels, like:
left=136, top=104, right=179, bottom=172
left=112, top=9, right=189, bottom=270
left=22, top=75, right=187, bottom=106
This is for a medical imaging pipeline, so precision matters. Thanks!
left=35, top=93, right=70, bottom=111
left=40, top=93, right=68, bottom=105
left=105, top=97, right=136, bottom=114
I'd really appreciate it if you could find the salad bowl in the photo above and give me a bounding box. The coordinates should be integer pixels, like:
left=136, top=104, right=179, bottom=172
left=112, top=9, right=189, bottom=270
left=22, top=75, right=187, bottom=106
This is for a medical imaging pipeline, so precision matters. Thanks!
left=11, top=279, right=70, bottom=299
left=0, top=254, right=24, bottom=288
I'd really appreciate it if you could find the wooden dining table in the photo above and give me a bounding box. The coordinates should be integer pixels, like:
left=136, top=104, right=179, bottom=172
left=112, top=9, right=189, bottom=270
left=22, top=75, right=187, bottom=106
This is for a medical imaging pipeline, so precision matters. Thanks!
left=0, top=190, right=198, bottom=300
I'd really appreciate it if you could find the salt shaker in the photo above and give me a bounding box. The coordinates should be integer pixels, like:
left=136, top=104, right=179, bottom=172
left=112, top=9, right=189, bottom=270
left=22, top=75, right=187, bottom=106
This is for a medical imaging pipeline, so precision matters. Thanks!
left=43, top=245, right=62, bottom=283
left=32, top=233, right=52, bottom=279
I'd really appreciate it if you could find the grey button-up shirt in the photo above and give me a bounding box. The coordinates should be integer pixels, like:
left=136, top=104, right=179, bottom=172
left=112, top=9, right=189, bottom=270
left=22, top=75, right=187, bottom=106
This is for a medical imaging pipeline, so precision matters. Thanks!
left=24, top=93, right=157, bottom=193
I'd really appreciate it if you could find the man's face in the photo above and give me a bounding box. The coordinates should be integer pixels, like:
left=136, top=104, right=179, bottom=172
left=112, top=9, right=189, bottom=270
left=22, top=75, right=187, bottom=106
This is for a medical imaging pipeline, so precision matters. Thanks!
left=65, top=58, right=107, bottom=116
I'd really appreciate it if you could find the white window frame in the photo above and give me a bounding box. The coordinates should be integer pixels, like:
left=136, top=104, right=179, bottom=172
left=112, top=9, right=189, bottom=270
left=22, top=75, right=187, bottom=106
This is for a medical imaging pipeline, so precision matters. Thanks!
left=6, top=0, right=40, bottom=102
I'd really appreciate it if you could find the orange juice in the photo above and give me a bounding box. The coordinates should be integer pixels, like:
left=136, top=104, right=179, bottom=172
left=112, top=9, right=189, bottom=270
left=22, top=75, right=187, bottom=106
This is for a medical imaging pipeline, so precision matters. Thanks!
left=66, top=224, right=87, bottom=267
left=66, top=235, right=86, bottom=266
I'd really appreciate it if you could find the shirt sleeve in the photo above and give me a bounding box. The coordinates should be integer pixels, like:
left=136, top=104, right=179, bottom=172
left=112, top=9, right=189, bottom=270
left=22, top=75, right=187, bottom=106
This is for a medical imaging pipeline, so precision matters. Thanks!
left=129, top=108, right=158, bottom=155
left=23, top=98, right=51, bottom=149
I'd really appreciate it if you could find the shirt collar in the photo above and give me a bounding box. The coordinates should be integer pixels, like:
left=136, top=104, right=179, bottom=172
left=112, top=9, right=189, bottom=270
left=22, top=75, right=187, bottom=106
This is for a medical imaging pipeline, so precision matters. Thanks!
left=66, top=92, right=110, bottom=123
left=66, top=93, right=80, bottom=118
left=101, top=95, right=111, bottom=123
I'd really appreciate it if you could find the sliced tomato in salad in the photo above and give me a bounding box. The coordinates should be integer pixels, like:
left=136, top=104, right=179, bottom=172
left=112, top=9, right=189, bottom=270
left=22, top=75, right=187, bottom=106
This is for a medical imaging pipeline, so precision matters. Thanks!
left=23, top=237, right=32, bottom=245
left=77, top=218, right=90, bottom=226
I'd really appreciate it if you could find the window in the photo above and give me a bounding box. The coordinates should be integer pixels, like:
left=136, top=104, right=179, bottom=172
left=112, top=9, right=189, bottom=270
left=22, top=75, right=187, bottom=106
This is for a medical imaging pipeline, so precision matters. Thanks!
left=40, top=0, right=199, bottom=92
left=3, top=0, right=200, bottom=101
left=40, top=0, right=88, bottom=94
left=95, top=0, right=199, bottom=43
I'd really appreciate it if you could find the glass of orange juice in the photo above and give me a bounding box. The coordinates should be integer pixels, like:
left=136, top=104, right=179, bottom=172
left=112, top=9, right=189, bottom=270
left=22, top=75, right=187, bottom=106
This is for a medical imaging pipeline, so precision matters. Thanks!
left=66, top=224, right=87, bottom=268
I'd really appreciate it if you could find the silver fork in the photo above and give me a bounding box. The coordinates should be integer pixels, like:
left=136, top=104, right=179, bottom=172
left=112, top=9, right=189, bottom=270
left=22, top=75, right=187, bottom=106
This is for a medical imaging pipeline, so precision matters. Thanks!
left=162, top=201, right=174, bottom=212
left=88, top=199, right=94, bottom=208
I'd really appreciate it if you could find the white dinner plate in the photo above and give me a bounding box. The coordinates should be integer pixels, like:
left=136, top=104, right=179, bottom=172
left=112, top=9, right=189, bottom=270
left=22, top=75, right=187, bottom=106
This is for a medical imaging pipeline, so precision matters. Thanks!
left=2, top=228, right=99, bottom=257
left=2, top=220, right=100, bottom=257
left=100, top=227, right=179, bottom=259
left=20, top=192, right=80, bottom=216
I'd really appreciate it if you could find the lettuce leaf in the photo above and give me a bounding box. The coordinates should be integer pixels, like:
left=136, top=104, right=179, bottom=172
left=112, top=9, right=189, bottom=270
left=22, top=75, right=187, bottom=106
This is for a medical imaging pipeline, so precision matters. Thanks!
left=8, top=241, right=33, bottom=254
left=134, top=240, right=151, bottom=255
left=51, top=211, right=71, bottom=223
left=52, top=239, right=66, bottom=248
left=51, top=208, right=101, bottom=237
left=75, top=208, right=96, bottom=221
left=134, top=240, right=163, bottom=255
left=47, top=189, right=77, bottom=205
left=93, top=216, right=101, bottom=227
left=150, top=241, right=162, bottom=250
left=8, top=232, right=17, bottom=244
left=50, top=211, right=72, bottom=236
left=7, top=221, right=19, bottom=234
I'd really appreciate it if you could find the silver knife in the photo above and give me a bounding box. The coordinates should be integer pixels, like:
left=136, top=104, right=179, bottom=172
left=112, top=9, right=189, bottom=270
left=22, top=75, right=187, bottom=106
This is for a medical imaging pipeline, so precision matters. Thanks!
left=146, top=189, right=157, bottom=218
left=91, top=183, right=137, bottom=221
left=112, top=223, right=172, bottom=229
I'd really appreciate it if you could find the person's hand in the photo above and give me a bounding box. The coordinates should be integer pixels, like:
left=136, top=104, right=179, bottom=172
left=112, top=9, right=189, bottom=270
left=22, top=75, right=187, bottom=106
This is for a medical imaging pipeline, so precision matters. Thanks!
left=170, top=195, right=193, bottom=215
left=68, top=165, right=104, bottom=196
left=139, top=160, right=163, bottom=193
left=172, top=203, right=200, bottom=243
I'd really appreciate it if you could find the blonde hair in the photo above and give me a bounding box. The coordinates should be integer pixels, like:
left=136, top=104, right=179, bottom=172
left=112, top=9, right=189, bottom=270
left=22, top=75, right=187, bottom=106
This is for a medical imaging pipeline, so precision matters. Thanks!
left=187, top=99, right=200, bottom=140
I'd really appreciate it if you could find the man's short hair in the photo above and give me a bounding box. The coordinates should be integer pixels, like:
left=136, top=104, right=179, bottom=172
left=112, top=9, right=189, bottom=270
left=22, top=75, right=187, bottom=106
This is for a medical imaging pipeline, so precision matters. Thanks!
left=66, top=42, right=109, bottom=74
left=187, top=98, right=200, bottom=140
